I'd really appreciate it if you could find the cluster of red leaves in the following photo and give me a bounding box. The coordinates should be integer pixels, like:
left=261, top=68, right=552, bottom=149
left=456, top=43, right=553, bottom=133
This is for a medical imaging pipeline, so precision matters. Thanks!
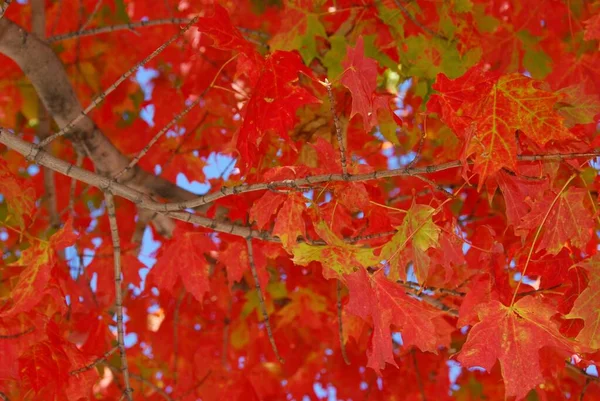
left=2, top=1, right=600, bottom=400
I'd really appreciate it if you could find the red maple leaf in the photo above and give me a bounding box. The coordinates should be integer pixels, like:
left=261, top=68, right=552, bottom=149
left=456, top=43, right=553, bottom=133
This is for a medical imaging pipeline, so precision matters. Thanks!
left=345, top=269, right=443, bottom=374
left=458, top=297, right=577, bottom=400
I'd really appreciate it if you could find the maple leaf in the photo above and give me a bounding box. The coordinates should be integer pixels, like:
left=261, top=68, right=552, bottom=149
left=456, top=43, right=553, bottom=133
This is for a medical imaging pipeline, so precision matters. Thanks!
left=555, top=84, right=600, bottom=126
left=341, top=36, right=379, bottom=131
left=583, top=13, right=600, bottom=48
left=236, top=51, right=320, bottom=170
left=517, top=187, right=593, bottom=255
left=0, top=158, right=36, bottom=229
left=197, top=4, right=263, bottom=82
left=496, top=170, right=548, bottom=230
left=0, top=219, right=75, bottom=317
left=275, top=287, right=329, bottom=330
left=430, top=65, right=577, bottom=185
left=249, top=191, right=286, bottom=229
left=269, top=8, right=327, bottom=65
left=379, top=203, right=440, bottom=282
left=272, top=193, right=306, bottom=251
left=345, top=268, right=442, bottom=374
left=565, top=255, right=600, bottom=349
left=292, top=221, right=376, bottom=279
left=457, top=297, right=576, bottom=400
left=219, top=239, right=269, bottom=289
left=149, top=226, right=216, bottom=302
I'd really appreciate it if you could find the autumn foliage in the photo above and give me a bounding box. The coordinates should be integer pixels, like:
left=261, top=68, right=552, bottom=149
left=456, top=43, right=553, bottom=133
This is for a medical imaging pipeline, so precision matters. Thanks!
left=2, top=0, right=600, bottom=400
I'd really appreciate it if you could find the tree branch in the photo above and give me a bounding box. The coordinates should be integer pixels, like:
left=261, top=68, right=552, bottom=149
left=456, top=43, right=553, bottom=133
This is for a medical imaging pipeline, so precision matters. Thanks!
left=39, top=16, right=199, bottom=148
left=105, top=192, right=133, bottom=400
left=48, top=17, right=269, bottom=43
left=70, top=346, right=118, bottom=376
left=0, top=16, right=203, bottom=227
left=0, top=0, right=10, bottom=20
left=0, top=128, right=278, bottom=242
left=155, top=152, right=600, bottom=212
left=324, top=79, right=348, bottom=176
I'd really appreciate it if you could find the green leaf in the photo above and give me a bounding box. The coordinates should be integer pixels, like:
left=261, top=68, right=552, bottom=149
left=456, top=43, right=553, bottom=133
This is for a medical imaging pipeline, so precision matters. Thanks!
left=323, top=35, right=347, bottom=81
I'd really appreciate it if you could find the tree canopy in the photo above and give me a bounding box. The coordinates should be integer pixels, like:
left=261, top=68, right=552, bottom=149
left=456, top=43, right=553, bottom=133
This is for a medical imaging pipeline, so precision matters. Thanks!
left=1, top=0, right=600, bottom=400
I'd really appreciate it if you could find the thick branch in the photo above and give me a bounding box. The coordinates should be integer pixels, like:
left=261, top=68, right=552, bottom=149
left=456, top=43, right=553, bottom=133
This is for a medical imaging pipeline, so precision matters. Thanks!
left=0, top=0, right=10, bottom=20
left=0, top=17, right=200, bottom=205
left=0, top=129, right=277, bottom=242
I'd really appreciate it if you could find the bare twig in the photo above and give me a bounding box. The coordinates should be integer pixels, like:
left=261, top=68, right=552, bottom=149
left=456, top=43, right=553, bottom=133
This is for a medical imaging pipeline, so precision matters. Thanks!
left=70, top=346, right=118, bottom=375
left=392, top=0, right=448, bottom=40
left=172, top=291, right=185, bottom=384
left=114, top=95, right=204, bottom=181
left=324, top=79, right=348, bottom=176
left=412, top=349, right=427, bottom=401
left=105, top=192, right=133, bottom=401
left=399, top=280, right=466, bottom=297
left=174, top=371, right=212, bottom=401
left=106, top=364, right=174, bottom=401
left=38, top=16, right=200, bottom=149
left=79, top=0, right=102, bottom=32
left=0, top=0, right=11, bottom=20
left=246, top=238, right=284, bottom=363
left=113, top=54, right=236, bottom=181
left=0, top=391, right=9, bottom=401
left=566, top=361, right=600, bottom=383
left=49, top=17, right=270, bottom=42
left=0, top=326, right=34, bottom=339
left=337, top=280, right=350, bottom=365
left=48, top=17, right=191, bottom=42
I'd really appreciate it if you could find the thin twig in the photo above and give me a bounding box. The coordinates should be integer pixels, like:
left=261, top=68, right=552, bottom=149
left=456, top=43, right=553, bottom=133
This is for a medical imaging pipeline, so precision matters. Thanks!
left=49, top=17, right=191, bottom=42
left=0, top=391, right=9, bottom=401
left=172, top=290, right=185, bottom=384
left=48, top=18, right=270, bottom=42
left=0, top=0, right=11, bottom=20
left=38, top=16, right=199, bottom=149
left=105, top=192, right=133, bottom=401
left=246, top=238, right=284, bottom=363
left=70, top=346, right=118, bottom=375
left=0, top=326, right=34, bottom=339
left=392, top=0, right=448, bottom=40
left=105, top=364, right=174, bottom=401
left=337, top=280, right=350, bottom=365
left=113, top=54, right=237, bottom=181
left=566, top=361, right=600, bottom=383
left=412, top=349, right=428, bottom=401
left=399, top=280, right=466, bottom=297
left=580, top=378, right=591, bottom=401
left=324, top=79, right=348, bottom=176
left=79, top=0, right=102, bottom=32
left=174, top=371, right=212, bottom=401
